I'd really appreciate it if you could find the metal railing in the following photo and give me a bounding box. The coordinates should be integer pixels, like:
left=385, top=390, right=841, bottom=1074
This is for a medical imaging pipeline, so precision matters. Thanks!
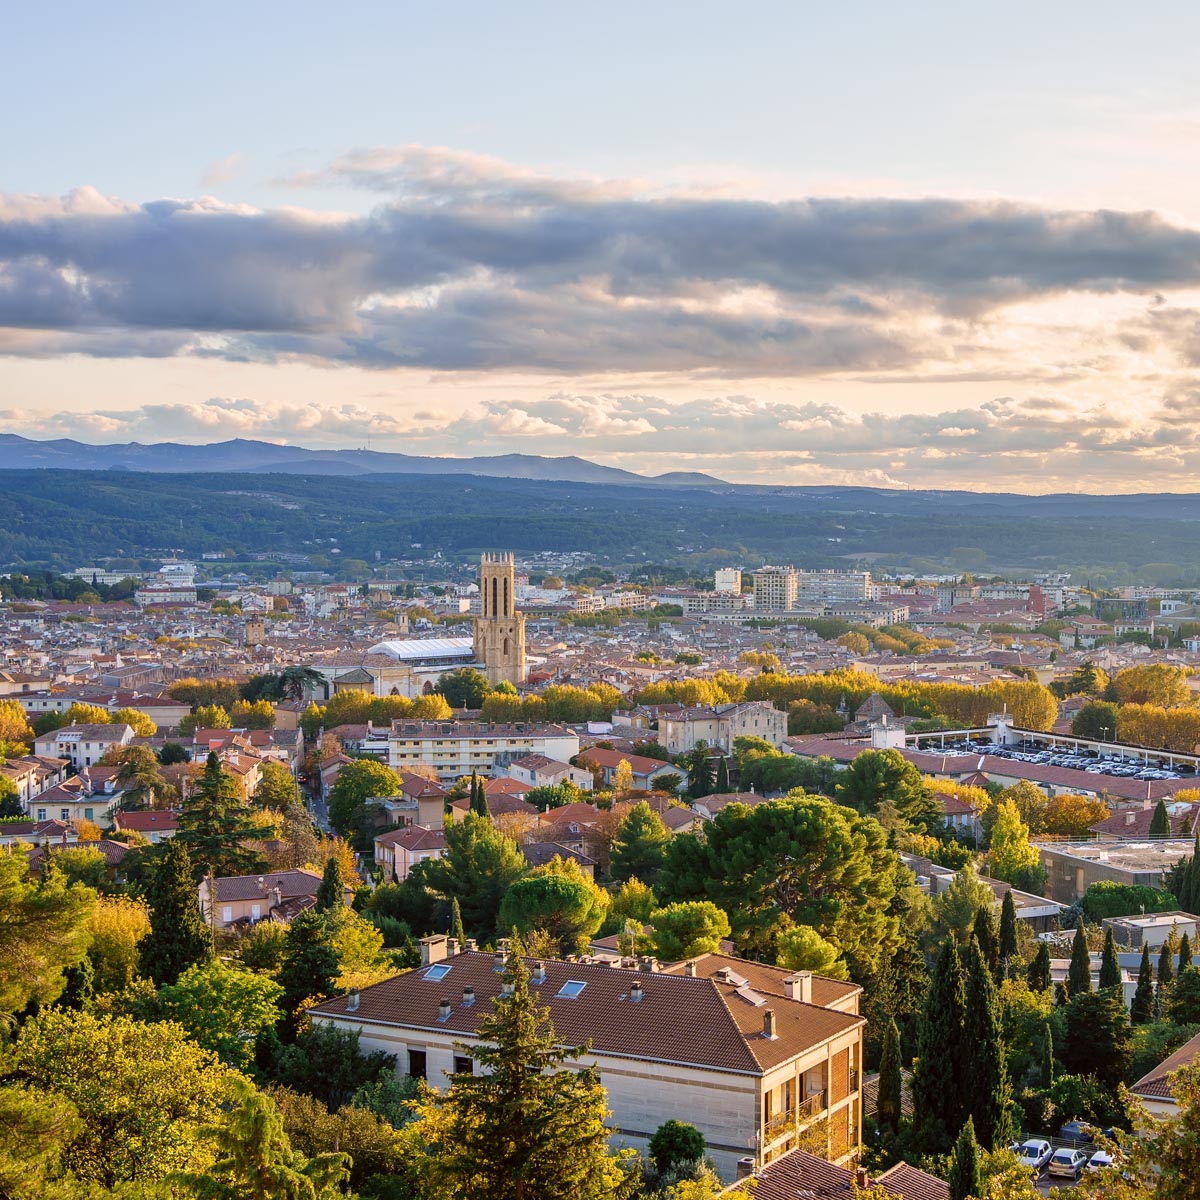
left=763, top=1090, right=827, bottom=1143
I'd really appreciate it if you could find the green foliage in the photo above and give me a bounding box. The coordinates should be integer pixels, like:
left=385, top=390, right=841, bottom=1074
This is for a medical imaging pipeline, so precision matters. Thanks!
left=277, top=910, right=340, bottom=1037
left=610, top=801, right=671, bottom=884
left=647, top=901, right=730, bottom=961
left=141, top=837, right=213, bottom=986
left=1069, top=923, right=1093, bottom=998
left=658, top=793, right=902, bottom=975
left=999, top=889, right=1019, bottom=963
left=912, top=939, right=966, bottom=1154
left=961, top=939, right=1014, bottom=1149
left=948, top=1118, right=981, bottom=1200
left=1132, top=942, right=1156, bottom=1025
left=835, top=748, right=941, bottom=832
left=1061, top=988, right=1132, bottom=1091
left=877, top=1017, right=902, bottom=1138
left=436, top=667, right=493, bottom=709
left=326, top=759, right=401, bottom=839
left=0, top=856, right=96, bottom=1016
left=1151, top=799, right=1172, bottom=839
left=255, top=760, right=303, bottom=811
left=1082, top=880, right=1178, bottom=922
left=603, top=876, right=658, bottom=936
left=269, top=1023, right=397, bottom=1112
left=1100, top=927, right=1123, bottom=991
left=930, top=865, right=995, bottom=945
left=648, top=1120, right=706, bottom=1174
left=177, top=751, right=265, bottom=877
left=1027, top=941, right=1052, bottom=993
left=499, top=872, right=609, bottom=956
left=1070, top=699, right=1120, bottom=740
left=314, top=855, right=346, bottom=913
left=775, top=925, right=850, bottom=979
left=525, top=782, right=582, bottom=811
left=1173, top=967, right=1200, bottom=1024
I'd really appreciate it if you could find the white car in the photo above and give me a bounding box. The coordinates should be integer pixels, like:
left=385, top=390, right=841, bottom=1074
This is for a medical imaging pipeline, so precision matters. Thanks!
left=1049, top=1148, right=1090, bottom=1178
left=1016, top=1140, right=1053, bottom=1172
left=1087, top=1150, right=1115, bottom=1172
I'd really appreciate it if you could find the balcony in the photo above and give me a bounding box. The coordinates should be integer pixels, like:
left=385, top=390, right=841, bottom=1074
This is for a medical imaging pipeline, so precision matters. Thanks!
left=763, top=1090, right=827, bottom=1144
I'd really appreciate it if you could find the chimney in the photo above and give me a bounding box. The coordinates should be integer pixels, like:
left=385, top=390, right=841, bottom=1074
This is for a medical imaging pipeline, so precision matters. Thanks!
left=735, top=1156, right=755, bottom=1180
left=420, top=934, right=449, bottom=967
left=630, top=980, right=643, bottom=1003
left=532, top=962, right=546, bottom=984
left=465, top=938, right=478, bottom=951
left=684, top=961, right=697, bottom=977
left=784, top=971, right=813, bottom=1003
left=447, top=937, right=459, bottom=957
left=638, top=956, right=660, bottom=973
left=763, top=1009, right=778, bottom=1039
left=494, top=950, right=506, bottom=972
left=856, top=1168, right=869, bottom=1189
left=438, top=998, right=452, bottom=1021
left=270, top=886, right=282, bottom=910
left=462, top=986, right=475, bottom=1006
left=346, top=988, right=360, bottom=1013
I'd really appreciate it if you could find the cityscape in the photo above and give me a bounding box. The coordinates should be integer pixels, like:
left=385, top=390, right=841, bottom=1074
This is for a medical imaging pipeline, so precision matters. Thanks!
left=6, top=4, right=1200, bottom=1199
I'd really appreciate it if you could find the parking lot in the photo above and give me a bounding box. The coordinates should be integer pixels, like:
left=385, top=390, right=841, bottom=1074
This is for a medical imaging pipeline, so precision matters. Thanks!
left=919, top=737, right=1195, bottom=782
left=1013, top=1134, right=1117, bottom=1192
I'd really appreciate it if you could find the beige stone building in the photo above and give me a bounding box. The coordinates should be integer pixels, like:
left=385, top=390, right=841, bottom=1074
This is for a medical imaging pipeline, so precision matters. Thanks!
left=658, top=701, right=788, bottom=754
left=472, top=552, right=527, bottom=686
left=309, top=943, right=864, bottom=1181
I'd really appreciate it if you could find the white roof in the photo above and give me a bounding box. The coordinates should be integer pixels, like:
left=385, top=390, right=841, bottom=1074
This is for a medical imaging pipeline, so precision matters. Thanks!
left=367, top=638, right=475, bottom=661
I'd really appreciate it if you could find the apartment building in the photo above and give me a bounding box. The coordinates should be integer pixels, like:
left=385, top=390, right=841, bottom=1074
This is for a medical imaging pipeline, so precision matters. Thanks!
left=714, top=568, right=742, bottom=594
left=795, top=571, right=872, bottom=604
left=32, top=722, right=134, bottom=769
left=386, top=720, right=580, bottom=782
left=658, top=701, right=788, bottom=754
left=752, top=567, right=799, bottom=612
left=309, top=944, right=864, bottom=1181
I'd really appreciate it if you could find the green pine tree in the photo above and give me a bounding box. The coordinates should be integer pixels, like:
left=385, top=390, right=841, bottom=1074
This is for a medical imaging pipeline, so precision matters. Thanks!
left=714, top=755, right=730, bottom=794
left=469, top=772, right=488, bottom=818
left=1131, top=941, right=1155, bottom=1025
left=1041, top=1021, right=1055, bottom=1087
left=948, top=1117, right=982, bottom=1200
left=451, top=896, right=467, bottom=948
left=1182, top=930, right=1194, bottom=972
left=998, top=889, right=1018, bottom=971
left=141, top=838, right=213, bottom=986
left=1054, top=980, right=1070, bottom=1007
left=314, top=855, right=346, bottom=913
left=1099, top=926, right=1122, bottom=990
left=1068, top=923, right=1092, bottom=996
left=177, top=751, right=265, bottom=878
left=877, top=1016, right=902, bottom=1139
left=1159, top=930, right=1177, bottom=1004
left=425, top=944, right=637, bottom=1197
left=1149, top=798, right=1171, bottom=839
left=277, top=909, right=340, bottom=1039
left=609, top=801, right=671, bottom=885
left=961, top=938, right=1013, bottom=1150
left=973, top=905, right=999, bottom=977
left=1027, top=941, right=1052, bottom=992
left=912, top=939, right=966, bottom=1155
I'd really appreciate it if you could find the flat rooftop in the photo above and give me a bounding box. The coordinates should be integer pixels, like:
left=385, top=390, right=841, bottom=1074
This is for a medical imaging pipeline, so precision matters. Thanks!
left=1034, top=840, right=1196, bottom=871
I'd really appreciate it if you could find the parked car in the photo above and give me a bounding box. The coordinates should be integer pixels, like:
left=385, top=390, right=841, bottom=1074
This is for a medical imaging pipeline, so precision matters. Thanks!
left=1058, top=1120, right=1094, bottom=1143
left=1016, top=1139, right=1053, bottom=1173
left=1087, top=1150, right=1115, bottom=1172
left=1049, top=1148, right=1090, bottom=1179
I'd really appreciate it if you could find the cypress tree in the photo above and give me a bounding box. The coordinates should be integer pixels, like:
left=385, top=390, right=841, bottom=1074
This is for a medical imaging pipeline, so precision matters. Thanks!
left=314, top=854, right=346, bottom=912
left=1149, top=798, right=1171, bottom=839
left=1182, top=930, right=1194, bottom=972
left=877, top=1017, right=902, bottom=1139
left=1159, top=932, right=1177, bottom=991
left=1131, top=942, right=1155, bottom=1025
left=277, top=909, right=339, bottom=1040
left=998, top=890, right=1018, bottom=969
left=469, top=772, right=488, bottom=817
left=141, top=838, right=213, bottom=986
left=1054, top=980, right=1070, bottom=1007
left=714, top=755, right=730, bottom=794
left=912, top=940, right=966, bottom=1155
left=973, top=906, right=999, bottom=977
left=1041, top=1021, right=1055, bottom=1087
left=1098, top=926, right=1122, bottom=990
left=451, top=896, right=467, bottom=948
left=1027, top=941, right=1052, bottom=992
left=1068, top=923, right=1092, bottom=997
left=948, top=1117, right=982, bottom=1200
left=961, top=938, right=1013, bottom=1150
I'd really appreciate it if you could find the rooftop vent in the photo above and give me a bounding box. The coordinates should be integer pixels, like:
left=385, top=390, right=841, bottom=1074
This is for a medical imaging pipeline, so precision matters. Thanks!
left=684, top=961, right=697, bottom=977
left=629, top=980, right=643, bottom=1003
left=462, top=986, right=475, bottom=1006
left=437, top=998, right=452, bottom=1022
left=494, top=950, right=506, bottom=972
left=532, top=962, right=546, bottom=985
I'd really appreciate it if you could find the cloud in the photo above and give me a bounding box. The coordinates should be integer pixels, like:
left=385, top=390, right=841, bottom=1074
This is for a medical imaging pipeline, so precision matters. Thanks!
left=201, top=153, right=243, bottom=188
left=5, top=150, right=1200, bottom=377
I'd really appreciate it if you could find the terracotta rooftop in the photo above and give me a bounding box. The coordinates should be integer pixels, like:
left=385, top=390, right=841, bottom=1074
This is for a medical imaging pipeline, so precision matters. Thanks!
left=1130, top=1029, right=1200, bottom=1100
left=750, top=1150, right=947, bottom=1200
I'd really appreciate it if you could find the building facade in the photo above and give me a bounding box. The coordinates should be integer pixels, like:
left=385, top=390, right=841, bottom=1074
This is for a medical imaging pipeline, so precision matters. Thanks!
left=385, top=720, right=579, bottom=782
left=473, top=553, right=527, bottom=686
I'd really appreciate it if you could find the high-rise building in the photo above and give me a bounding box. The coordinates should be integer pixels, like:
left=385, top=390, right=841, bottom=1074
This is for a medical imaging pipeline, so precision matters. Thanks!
left=752, top=566, right=799, bottom=611
left=472, top=553, right=527, bottom=686
left=714, top=568, right=742, bottom=594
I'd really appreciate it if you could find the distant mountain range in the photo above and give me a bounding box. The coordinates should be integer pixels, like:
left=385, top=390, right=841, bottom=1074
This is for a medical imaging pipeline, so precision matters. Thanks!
left=0, top=434, right=724, bottom=488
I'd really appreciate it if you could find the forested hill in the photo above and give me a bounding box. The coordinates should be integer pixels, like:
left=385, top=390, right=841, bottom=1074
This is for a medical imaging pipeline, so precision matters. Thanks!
left=2, top=468, right=1200, bottom=582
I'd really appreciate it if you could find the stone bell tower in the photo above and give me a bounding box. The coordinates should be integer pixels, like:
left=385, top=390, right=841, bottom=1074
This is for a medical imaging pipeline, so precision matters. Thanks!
left=473, top=552, right=526, bottom=686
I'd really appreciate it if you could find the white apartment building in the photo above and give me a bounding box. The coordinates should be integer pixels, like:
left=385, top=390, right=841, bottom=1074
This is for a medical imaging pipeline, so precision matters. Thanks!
left=32, top=722, right=134, bottom=769
left=309, top=943, right=865, bottom=1181
left=714, top=568, right=743, bottom=594
left=795, top=571, right=872, bottom=604
left=680, top=591, right=754, bottom=615
left=386, top=720, right=580, bottom=782
left=752, top=566, right=799, bottom=611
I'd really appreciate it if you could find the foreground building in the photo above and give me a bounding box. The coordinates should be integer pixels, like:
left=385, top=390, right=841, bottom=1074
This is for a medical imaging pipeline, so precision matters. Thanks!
left=309, top=942, right=864, bottom=1180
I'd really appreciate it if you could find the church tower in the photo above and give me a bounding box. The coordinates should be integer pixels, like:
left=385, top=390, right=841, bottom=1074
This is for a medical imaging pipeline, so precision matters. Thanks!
left=473, top=552, right=526, bottom=687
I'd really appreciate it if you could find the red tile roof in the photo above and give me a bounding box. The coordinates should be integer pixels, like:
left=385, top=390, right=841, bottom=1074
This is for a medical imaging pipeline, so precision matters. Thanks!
left=1130, top=1029, right=1200, bottom=1100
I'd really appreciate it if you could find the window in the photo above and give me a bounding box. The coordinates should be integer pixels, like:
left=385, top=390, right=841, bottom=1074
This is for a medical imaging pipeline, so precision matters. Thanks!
left=84, top=808, right=93, bottom=821
left=556, top=980, right=587, bottom=999
left=61, top=808, right=70, bottom=821
left=36, top=808, right=46, bottom=821
left=408, top=1049, right=427, bottom=1080
left=251, top=904, right=261, bottom=921
left=424, top=963, right=453, bottom=981
left=453, top=1055, right=474, bottom=1075
left=221, top=906, right=233, bottom=923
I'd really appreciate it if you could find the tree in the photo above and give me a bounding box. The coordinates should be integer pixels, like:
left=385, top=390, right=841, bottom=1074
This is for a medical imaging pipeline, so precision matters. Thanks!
left=326, top=758, right=401, bottom=839
left=912, top=939, right=965, bottom=1154
left=610, top=800, right=671, bottom=884
left=1173, top=967, right=1200, bottom=1024
left=1071, top=699, right=1121, bottom=741
left=1027, top=941, right=1052, bottom=992
left=2, top=1008, right=233, bottom=1187
left=1061, top=987, right=1131, bottom=1090
left=437, top=667, right=492, bottom=709
left=160, top=740, right=191, bottom=764
left=1184, top=931, right=1195, bottom=973
left=931, top=865, right=996, bottom=945
left=0, top=697, right=33, bottom=747
left=974, top=905, right=1000, bottom=977
left=776, top=925, right=849, bottom=979
left=87, top=894, right=150, bottom=995
left=112, top=706, right=157, bottom=737
left=451, top=896, right=467, bottom=947
left=0, top=856, right=95, bottom=1016
left=180, top=703, right=231, bottom=735
left=469, top=771, right=488, bottom=817
left=658, top=793, right=902, bottom=975
left=278, top=909, right=340, bottom=1036
left=314, top=854, right=346, bottom=913
left=141, top=837, right=213, bottom=986
left=1043, top=793, right=1109, bottom=837
left=648, top=901, right=731, bottom=961
left=605, top=876, right=657, bottom=934
left=158, top=960, right=286, bottom=1070
left=499, top=871, right=609, bottom=956
left=255, top=760, right=303, bottom=811
left=835, top=748, right=941, bottom=832
left=1069, top=923, right=1092, bottom=997
left=1160, top=931, right=1178, bottom=1013
left=1100, top=926, right=1122, bottom=990
left=269, top=1022, right=396, bottom=1112
left=177, top=751, right=265, bottom=878
left=877, top=1017, right=902, bottom=1138
left=1063, top=660, right=1109, bottom=698
left=948, top=1118, right=982, bottom=1200
left=1132, top=941, right=1156, bottom=1025
left=1151, top=799, right=1172, bottom=839
left=648, top=1119, right=706, bottom=1174
left=987, top=800, right=1043, bottom=891
left=713, top=755, right=730, bottom=794
left=408, top=947, right=638, bottom=1199
left=417, top=811, right=528, bottom=939
left=1110, top=662, right=1191, bottom=707
left=176, top=1075, right=349, bottom=1200
left=999, top=889, right=1019, bottom=970
left=0, top=777, right=21, bottom=818
left=612, top=758, right=635, bottom=798
left=961, top=939, right=1013, bottom=1149
left=230, top=698, right=277, bottom=729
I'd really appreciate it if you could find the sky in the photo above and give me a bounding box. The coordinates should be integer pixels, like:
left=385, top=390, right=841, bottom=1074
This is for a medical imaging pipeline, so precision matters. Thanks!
left=4, top=1, right=1200, bottom=492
